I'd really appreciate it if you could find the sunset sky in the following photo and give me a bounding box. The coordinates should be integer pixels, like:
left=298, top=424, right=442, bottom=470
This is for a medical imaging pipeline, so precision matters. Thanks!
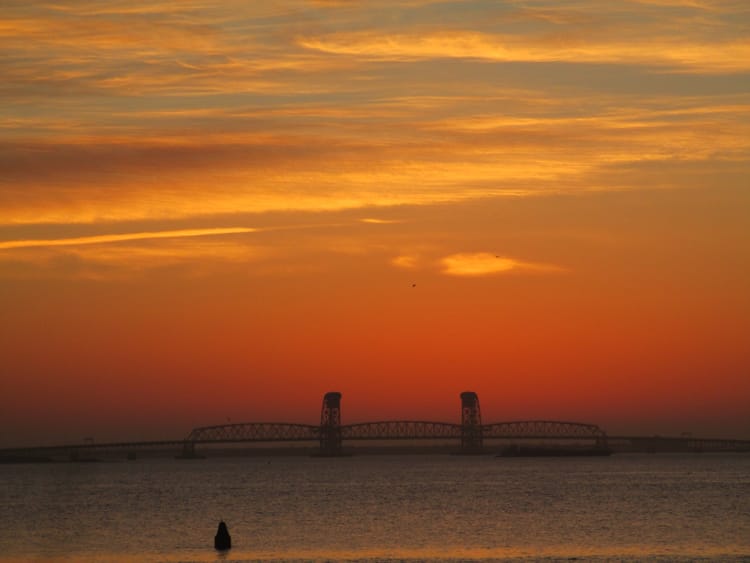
left=1, top=0, right=748, bottom=447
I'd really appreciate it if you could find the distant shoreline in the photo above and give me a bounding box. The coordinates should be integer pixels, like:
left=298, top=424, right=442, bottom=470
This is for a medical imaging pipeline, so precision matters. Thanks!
left=2, top=442, right=750, bottom=463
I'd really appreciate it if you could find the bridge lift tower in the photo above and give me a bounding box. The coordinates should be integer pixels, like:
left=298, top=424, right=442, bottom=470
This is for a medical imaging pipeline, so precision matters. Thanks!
left=319, top=391, right=343, bottom=456
left=460, top=391, right=484, bottom=454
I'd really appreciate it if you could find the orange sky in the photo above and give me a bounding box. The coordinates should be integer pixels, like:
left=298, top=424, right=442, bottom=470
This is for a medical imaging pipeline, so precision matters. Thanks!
left=1, top=0, right=749, bottom=446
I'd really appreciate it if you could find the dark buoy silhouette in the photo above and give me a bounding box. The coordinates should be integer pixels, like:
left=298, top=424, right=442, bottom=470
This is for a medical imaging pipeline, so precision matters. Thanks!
left=214, top=521, right=231, bottom=551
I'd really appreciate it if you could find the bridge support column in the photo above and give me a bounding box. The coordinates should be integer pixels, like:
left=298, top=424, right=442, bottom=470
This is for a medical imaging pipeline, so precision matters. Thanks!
left=69, top=447, right=95, bottom=462
left=460, top=391, right=484, bottom=454
left=176, top=440, right=204, bottom=459
left=595, top=434, right=609, bottom=452
left=319, top=391, right=343, bottom=456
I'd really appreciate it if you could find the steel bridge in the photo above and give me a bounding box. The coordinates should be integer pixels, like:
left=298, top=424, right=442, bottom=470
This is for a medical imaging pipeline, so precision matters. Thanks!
left=181, top=392, right=610, bottom=456
left=186, top=419, right=608, bottom=444
left=2, top=391, right=749, bottom=459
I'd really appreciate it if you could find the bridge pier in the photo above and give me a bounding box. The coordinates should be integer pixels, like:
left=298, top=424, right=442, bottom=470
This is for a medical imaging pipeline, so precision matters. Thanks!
left=319, top=391, right=343, bottom=456
left=460, top=391, right=484, bottom=454
left=69, top=447, right=96, bottom=462
left=176, top=440, right=204, bottom=459
left=595, top=434, right=610, bottom=452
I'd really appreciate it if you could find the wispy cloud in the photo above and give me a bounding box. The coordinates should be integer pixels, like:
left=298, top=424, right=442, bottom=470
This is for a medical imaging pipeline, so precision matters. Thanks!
left=1, top=0, right=748, bottom=234
left=0, top=227, right=256, bottom=250
left=2, top=89, right=747, bottom=226
left=299, top=31, right=750, bottom=73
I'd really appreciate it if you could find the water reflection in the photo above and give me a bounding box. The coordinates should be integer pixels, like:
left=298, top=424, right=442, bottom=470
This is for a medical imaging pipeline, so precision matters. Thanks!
left=0, top=454, right=748, bottom=561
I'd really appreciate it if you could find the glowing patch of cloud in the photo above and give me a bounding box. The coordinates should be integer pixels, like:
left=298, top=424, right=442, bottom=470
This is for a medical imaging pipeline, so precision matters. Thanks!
left=392, top=254, right=420, bottom=269
left=0, top=227, right=256, bottom=251
left=360, top=218, right=400, bottom=224
left=440, top=253, right=563, bottom=277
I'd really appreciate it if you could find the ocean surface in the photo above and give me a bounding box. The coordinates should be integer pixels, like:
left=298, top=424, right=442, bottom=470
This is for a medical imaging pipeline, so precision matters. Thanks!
left=0, top=453, right=748, bottom=562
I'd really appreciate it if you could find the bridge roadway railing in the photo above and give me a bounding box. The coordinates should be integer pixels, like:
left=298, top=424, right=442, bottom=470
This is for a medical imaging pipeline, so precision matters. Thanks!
left=183, top=420, right=608, bottom=443
left=608, top=435, right=750, bottom=453
left=342, top=421, right=462, bottom=440
left=186, top=422, right=321, bottom=443
left=483, top=420, right=608, bottom=441
left=4, top=425, right=750, bottom=457
left=687, top=437, right=750, bottom=451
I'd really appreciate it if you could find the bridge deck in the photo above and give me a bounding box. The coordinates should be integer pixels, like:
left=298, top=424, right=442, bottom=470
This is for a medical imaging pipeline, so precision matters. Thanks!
left=3, top=422, right=749, bottom=455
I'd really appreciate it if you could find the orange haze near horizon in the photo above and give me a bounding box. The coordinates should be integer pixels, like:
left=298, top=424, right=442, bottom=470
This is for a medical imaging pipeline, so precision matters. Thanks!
left=0, top=0, right=749, bottom=447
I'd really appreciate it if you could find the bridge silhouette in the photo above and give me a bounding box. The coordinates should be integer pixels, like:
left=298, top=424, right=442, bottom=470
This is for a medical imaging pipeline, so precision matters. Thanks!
left=2, top=391, right=749, bottom=459
left=182, top=392, right=608, bottom=457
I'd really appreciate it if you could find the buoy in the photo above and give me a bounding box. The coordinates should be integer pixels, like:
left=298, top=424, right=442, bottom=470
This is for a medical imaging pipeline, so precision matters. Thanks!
left=214, top=521, right=231, bottom=551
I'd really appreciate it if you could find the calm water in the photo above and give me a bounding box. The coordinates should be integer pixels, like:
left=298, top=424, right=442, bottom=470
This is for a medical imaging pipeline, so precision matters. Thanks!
left=0, top=453, right=748, bottom=562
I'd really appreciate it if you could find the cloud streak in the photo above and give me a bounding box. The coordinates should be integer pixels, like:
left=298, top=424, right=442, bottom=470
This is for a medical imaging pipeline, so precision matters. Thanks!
left=0, top=227, right=256, bottom=251
left=299, top=31, right=750, bottom=73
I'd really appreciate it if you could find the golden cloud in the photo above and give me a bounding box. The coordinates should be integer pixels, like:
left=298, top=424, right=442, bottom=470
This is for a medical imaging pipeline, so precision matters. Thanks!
left=440, top=253, right=564, bottom=277
left=299, top=31, right=750, bottom=73
left=2, top=1, right=748, bottom=235
left=391, top=255, right=420, bottom=269
left=360, top=218, right=401, bottom=224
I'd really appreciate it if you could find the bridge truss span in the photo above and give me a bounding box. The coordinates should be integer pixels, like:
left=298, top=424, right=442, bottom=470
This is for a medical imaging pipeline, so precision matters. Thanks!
left=482, top=420, right=608, bottom=441
left=342, top=421, right=461, bottom=441
left=183, top=419, right=608, bottom=444
left=186, top=422, right=320, bottom=443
